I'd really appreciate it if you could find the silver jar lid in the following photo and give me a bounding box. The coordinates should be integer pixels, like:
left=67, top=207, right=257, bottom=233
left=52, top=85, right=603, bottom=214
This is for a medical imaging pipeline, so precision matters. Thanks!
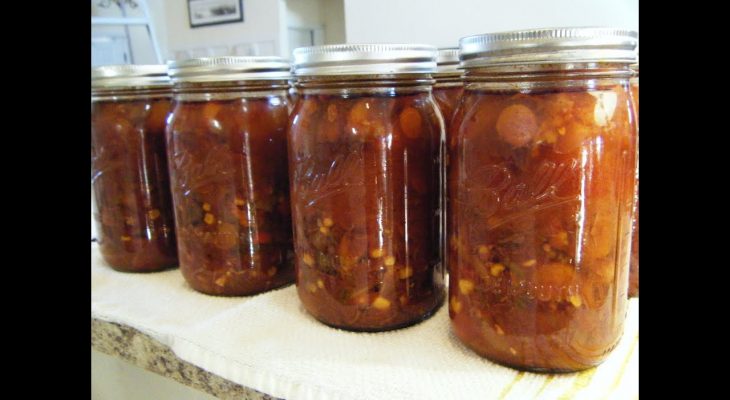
left=436, top=48, right=460, bottom=74
left=292, top=44, right=437, bottom=76
left=168, top=56, right=291, bottom=83
left=91, top=64, right=171, bottom=89
left=460, top=27, right=638, bottom=68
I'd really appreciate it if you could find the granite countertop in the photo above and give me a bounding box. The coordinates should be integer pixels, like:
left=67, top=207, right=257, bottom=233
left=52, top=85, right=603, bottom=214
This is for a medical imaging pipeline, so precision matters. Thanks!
left=92, top=318, right=279, bottom=400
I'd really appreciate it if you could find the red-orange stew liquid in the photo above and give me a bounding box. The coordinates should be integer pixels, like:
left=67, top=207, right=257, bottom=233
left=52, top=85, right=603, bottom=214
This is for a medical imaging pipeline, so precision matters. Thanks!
left=165, top=57, right=295, bottom=296
left=289, top=45, right=445, bottom=331
left=91, top=65, right=178, bottom=272
left=433, top=48, right=464, bottom=274
left=628, top=66, right=639, bottom=298
left=449, top=29, right=638, bottom=372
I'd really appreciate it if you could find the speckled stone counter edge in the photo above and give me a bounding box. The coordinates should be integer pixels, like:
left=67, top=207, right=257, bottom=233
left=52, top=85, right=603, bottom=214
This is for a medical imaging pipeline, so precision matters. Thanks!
left=91, top=318, right=282, bottom=400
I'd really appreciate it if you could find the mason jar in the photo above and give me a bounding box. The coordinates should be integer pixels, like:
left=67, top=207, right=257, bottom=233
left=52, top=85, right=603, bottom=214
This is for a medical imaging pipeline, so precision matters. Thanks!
left=433, top=47, right=464, bottom=274
left=166, top=57, right=295, bottom=296
left=91, top=65, right=178, bottom=272
left=629, top=62, right=639, bottom=298
left=289, top=44, right=446, bottom=331
left=433, top=47, right=464, bottom=133
left=448, top=28, right=638, bottom=372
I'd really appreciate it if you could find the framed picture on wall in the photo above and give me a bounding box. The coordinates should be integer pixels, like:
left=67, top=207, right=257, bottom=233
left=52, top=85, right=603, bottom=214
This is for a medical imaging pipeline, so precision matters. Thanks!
left=188, top=0, right=244, bottom=28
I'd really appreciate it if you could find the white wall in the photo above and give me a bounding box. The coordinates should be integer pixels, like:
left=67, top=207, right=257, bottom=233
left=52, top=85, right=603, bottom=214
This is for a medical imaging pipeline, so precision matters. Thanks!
left=94, top=0, right=637, bottom=65
left=343, top=0, right=638, bottom=48
left=162, top=0, right=285, bottom=60
left=148, top=0, right=169, bottom=62
left=278, top=0, right=290, bottom=59
left=287, top=0, right=322, bottom=28
left=321, top=0, right=346, bottom=44
left=284, top=0, right=346, bottom=54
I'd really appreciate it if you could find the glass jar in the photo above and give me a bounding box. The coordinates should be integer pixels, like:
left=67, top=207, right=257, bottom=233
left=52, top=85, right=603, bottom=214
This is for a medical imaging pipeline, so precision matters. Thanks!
left=433, top=48, right=464, bottom=132
left=434, top=48, right=464, bottom=274
left=287, top=76, right=299, bottom=107
left=91, top=65, right=178, bottom=272
left=166, top=57, right=295, bottom=296
left=629, top=63, right=639, bottom=298
left=289, top=44, right=446, bottom=331
left=448, top=28, right=638, bottom=372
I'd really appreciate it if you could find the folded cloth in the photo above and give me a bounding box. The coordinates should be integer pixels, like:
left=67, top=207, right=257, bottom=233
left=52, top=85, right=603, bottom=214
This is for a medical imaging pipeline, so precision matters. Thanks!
left=92, top=243, right=638, bottom=400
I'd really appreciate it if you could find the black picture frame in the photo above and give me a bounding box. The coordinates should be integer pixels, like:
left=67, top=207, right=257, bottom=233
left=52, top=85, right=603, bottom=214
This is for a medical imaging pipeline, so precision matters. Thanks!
left=188, top=0, right=244, bottom=29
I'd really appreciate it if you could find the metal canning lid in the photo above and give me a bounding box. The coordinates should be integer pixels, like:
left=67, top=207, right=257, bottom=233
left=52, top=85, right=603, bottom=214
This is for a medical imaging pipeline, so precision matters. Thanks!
left=293, top=44, right=437, bottom=76
left=168, top=56, right=291, bottom=83
left=460, top=27, right=638, bottom=68
left=436, top=48, right=460, bottom=74
left=436, top=47, right=461, bottom=74
left=91, top=64, right=171, bottom=89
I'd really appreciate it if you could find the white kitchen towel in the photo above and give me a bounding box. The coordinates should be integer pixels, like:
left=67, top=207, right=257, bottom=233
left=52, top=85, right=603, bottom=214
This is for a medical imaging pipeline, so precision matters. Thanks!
left=91, top=243, right=638, bottom=400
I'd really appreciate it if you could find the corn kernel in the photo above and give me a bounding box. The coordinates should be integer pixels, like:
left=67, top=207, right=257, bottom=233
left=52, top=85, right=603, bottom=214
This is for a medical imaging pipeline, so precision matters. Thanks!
left=316, top=279, right=324, bottom=289
left=202, top=203, right=212, bottom=211
left=478, top=245, right=490, bottom=255
left=306, top=283, right=317, bottom=293
left=384, top=256, right=396, bottom=266
left=398, top=267, right=413, bottom=279
left=204, top=213, right=215, bottom=224
left=302, top=253, right=315, bottom=266
left=372, top=296, right=391, bottom=310
left=522, top=259, right=537, bottom=267
left=544, top=130, right=558, bottom=144
left=323, top=217, right=334, bottom=227
left=148, top=209, right=160, bottom=220
left=458, top=279, right=475, bottom=295
left=495, top=324, right=505, bottom=336
left=490, top=263, right=505, bottom=276
left=550, top=231, right=569, bottom=249
left=569, top=294, right=583, bottom=308
left=121, top=235, right=132, bottom=242
left=450, top=297, right=462, bottom=313
left=234, top=198, right=245, bottom=206
left=319, top=226, right=330, bottom=235
left=370, top=248, right=384, bottom=259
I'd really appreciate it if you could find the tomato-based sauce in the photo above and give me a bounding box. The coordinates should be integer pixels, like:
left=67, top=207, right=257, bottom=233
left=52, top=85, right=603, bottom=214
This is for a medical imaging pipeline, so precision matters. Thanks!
left=448, top=84, right=637, bottom=371
left=289, top=90, right=445, bottom=331
left=92, top=93, right=178, bottom=272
